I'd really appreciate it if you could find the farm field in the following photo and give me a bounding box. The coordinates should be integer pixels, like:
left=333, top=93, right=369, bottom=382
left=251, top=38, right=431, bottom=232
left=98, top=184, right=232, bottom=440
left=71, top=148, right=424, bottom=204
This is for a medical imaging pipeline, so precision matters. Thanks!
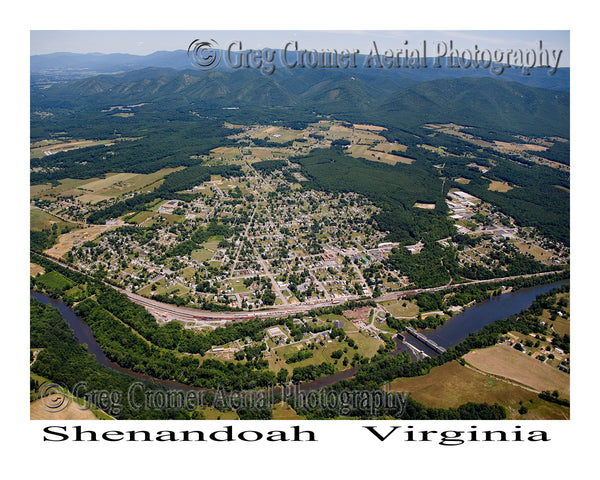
left=30, top=139, right=113, bottom=159
left=493, top=140, right=549, bottom=153
left=414, top=202, right=436, bottom=209
left=249, top=126, right=306, bottom=143
left=31, top=168, right=182, bottom=204
left=347, top=144, right=414, bottom=165
left=487, top=180, right=514, bottom=192
left=30, top=263, right=45, bottom=277
left=352, top=124, right=388, bottom=132
left=388, top=360, right=569, bottom=419
left=30, top=177, right=98, bottom=199
left=463, top=344, right=570, bottom=399
left=30, top=398, right=99, bottom=420
left=30, top=206, right=77, bottom=231
left=44, top=225, right=114, bottom=259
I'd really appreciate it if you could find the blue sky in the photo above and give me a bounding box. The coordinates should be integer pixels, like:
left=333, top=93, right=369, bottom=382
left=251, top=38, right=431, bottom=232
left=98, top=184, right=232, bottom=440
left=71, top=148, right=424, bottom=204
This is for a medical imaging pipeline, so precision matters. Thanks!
left=30, top=30, right=570, bottom=66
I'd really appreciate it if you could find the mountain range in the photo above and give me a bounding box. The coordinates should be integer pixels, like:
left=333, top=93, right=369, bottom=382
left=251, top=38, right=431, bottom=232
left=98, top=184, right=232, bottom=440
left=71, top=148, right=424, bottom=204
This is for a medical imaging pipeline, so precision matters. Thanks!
left=31, top=61, right=570, bottom=138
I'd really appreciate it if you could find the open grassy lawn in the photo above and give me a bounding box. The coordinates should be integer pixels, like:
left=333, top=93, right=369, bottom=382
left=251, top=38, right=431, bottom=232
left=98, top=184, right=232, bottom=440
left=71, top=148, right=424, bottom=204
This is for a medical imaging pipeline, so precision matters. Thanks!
left=30, top=139, right=112, bottom=159
left=126, top=210, right=155, bottom=225
left=388, top=360, right=569, bottom=419
left=268, top=335, right=353, bottom=371
left=148, top=281, right=190, bottom=298
left=191, top=248, right=214, bottom=262
left=463, top=344, right=570, bottom=399
left=318, top=313, right=346, bottom=324
left=30, top=263, right=45, bottom=277
left=44, top=225, right=113, bottom=259
left=30, top=206, right=77, bottom=232
left=487, top=179, right=514, bottom=192
left=548, top=315, right=570, bottom=337
left=272, top=402, right=304, bottom=420
left=197, top=407, right=240, bottom=420
left=511, top=240, right=555, bottom=263
left=348, top=144, right=414, bottom=165
left=157, top=213, right=185, bottom=225
left=345, top=330, right=383, bottom=357
left=230, top=280, right=249, bottom=294
left=381, top=299, right=420, bottom=318
left=202, top=236, right=223, bottom=251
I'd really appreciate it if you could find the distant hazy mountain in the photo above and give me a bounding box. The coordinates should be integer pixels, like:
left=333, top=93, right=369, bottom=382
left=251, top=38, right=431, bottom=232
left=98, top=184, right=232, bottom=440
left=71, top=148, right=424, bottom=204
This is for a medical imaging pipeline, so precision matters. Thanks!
left=30, top=50, right=191, bottom=73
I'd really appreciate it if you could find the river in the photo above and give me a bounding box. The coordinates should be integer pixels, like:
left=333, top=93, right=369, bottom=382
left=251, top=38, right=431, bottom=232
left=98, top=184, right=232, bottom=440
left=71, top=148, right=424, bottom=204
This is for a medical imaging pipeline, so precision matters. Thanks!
left=400, top=279, right=568, bottom=356
left=31, top=279, right=567, bottom=390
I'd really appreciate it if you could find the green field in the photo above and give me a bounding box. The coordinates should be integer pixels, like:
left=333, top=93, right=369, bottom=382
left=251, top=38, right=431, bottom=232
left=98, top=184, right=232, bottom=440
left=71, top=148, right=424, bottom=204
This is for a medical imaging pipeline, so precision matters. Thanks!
left=230, top=280, right=249, bottom=294
left=31, top=168, right=183, bottom=204
left=30, top=207, right=76, bottom=231
left=381, top=299, right=420, bottom=318
left=126, top=210, right=155, bottom=224
left=191, top=248, right=214, bottom=262
left=267, top=325, right=382, bottom=372
left=30, top=139, right=113, bottom=159
left=35, top=270, right=75, bottom=293
left=137, top=280, right=190, bottom=298
left=202, top=236, right=223, bottom=251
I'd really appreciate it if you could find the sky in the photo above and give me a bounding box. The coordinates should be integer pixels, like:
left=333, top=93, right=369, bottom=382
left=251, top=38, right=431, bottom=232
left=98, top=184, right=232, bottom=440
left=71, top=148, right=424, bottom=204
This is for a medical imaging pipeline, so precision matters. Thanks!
left=30, top=30, right=570, bottom=66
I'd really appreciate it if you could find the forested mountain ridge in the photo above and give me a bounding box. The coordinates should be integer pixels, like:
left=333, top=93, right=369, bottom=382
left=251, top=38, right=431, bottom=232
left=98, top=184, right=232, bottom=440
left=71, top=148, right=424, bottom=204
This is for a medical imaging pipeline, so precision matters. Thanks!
left=32, top=67, right=569, bottom=138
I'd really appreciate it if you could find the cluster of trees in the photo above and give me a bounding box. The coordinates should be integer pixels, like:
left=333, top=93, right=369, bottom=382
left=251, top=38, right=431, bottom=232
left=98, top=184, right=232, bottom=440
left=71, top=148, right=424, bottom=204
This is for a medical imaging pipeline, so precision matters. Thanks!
left=30, top=298, right=196, bottom=419
left=74, top=297, right=277, bottom=390
left=31, top=222, right=74, bottom=253
left=291, top=362, right=336, bottom=382
left=164, top=220, right=232, bottom=258
left=285, top=348, right=313, bottom=364
left=296, top=148, right=453, bottom=245
left=31, top=117, right=237, bottom=184
left=252, top=159, right=288, bottom=174
left=386, top=242, right=454, bottom=288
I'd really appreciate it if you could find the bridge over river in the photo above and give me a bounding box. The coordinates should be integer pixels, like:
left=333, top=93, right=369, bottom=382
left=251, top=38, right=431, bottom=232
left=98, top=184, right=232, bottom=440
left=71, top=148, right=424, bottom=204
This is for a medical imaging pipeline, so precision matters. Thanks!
left=404, top=326, right=447, bottom=354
